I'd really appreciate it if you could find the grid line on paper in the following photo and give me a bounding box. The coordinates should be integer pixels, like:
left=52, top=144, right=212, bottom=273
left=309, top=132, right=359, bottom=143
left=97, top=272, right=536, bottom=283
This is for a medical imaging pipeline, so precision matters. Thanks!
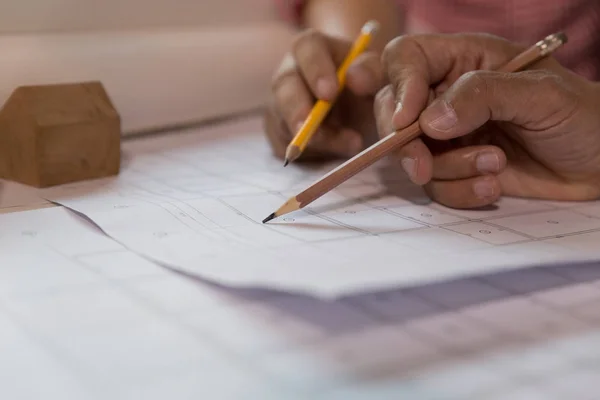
left=132, top=201, right=226, bottom=240
left=96, top=186, right=234, bottom=241
left=482, top=221, right=600, bottom=242
left=571, top=207, right=600, bottom=220
left=302, top=208, right=430, bottom=237
left=438, top=224, right=533, bottom=247
left=213, top=193, right=377, bottom=242
left=381, top=202, right=553, bottom=222
left=111, top=183, right=209, bottom=227
left=442, top=220, right=537, bottom=240
left=156, top=201, right=223, bottom=233
left=390, top=199, right=600, bottom=239
left=215, top=197, right=273, bottom=226
left=175, top=200, right=227, bottom=230
left=437, top=197, right=564, bottom=218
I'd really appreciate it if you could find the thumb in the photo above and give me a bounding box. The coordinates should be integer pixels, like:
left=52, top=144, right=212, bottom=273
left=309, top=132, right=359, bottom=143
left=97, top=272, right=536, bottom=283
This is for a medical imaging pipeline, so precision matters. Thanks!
left=418, top=69, right=575, bottom=140
left=345, top=52, right=385, bottom=96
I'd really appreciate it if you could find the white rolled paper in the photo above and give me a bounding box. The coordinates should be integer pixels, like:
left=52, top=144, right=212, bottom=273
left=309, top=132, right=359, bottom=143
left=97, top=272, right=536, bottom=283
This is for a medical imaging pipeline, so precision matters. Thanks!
left=0, top=22, right=294, bottom=134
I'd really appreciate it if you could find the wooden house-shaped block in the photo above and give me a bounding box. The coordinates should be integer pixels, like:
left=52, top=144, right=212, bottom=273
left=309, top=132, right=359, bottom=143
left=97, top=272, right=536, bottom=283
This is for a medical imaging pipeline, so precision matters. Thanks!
left=0, top=81, right=121, bottom=188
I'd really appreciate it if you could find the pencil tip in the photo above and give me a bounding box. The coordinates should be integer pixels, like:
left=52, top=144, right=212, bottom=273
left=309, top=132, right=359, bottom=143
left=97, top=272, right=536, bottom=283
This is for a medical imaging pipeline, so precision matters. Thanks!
left=262, top=213, right=276, bottom=224
left=283, top=159, right=289, bottom=167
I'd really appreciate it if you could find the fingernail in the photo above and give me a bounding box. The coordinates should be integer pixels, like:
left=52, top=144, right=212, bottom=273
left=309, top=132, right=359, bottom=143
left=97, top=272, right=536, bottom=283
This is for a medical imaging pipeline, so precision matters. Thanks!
left=425, top=100, right=458, bottom=131
left=316, top=77, right=337, bottom=99
left=476, top=153, right=500, bottom=173
left=474, top=180, right=495, bottom=198
left=400, top=157, right=416, bottom=179
left=377, top=85, right=394, bottom=105
left=394, top=101, right=403, bottom=115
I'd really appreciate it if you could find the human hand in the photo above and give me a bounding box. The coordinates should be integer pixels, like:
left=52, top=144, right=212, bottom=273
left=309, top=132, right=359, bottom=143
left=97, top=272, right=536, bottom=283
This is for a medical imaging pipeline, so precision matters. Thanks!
left=263, top=29, right=385, bottom=161
left=375, top=33, right=600, bottom=209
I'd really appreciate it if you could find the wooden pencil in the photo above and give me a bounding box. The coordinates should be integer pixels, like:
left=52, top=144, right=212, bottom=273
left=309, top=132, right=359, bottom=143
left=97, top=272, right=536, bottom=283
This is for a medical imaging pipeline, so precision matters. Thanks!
left=263, top=32, right=568, bottom=223
left=284, top=20, right=380, bottom=166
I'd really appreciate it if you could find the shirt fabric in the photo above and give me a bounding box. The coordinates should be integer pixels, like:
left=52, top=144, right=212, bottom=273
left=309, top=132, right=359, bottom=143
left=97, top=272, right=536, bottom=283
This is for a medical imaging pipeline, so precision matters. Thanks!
left=275, top=0, right=600, bottom=81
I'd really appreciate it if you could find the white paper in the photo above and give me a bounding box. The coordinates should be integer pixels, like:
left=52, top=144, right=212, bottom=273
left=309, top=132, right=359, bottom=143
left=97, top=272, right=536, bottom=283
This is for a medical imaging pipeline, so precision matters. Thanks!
left=0, top=180, right=50, bottom=211
left=39, top=115, right=600, bottom=298
left=2, top=181, right=600, bottom=399
left=0, top=206, right=299, bottom=399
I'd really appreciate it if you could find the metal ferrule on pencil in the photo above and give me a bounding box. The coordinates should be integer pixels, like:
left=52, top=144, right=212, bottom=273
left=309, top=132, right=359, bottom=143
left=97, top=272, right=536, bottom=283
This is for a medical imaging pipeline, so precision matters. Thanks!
left=536, top=32, right=568, bottom=56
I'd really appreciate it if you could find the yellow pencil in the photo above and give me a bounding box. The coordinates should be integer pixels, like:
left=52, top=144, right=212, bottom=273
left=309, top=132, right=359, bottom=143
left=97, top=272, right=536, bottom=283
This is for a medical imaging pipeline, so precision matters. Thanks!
left=283, top=20, right=380, bottom=167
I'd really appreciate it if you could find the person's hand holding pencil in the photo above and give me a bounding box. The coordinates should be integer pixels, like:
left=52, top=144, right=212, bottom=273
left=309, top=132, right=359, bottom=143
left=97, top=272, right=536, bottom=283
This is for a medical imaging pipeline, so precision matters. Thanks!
left=263, top=21, right=385, bottom=164
left=376, top=33, right=600, bottom=209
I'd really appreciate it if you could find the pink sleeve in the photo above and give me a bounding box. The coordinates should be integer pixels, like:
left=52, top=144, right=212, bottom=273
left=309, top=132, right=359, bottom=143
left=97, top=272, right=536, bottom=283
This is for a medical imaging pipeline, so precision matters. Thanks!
left=274, top=0, right=407, bottom=27
left=274, top=0, right=307, bottom=25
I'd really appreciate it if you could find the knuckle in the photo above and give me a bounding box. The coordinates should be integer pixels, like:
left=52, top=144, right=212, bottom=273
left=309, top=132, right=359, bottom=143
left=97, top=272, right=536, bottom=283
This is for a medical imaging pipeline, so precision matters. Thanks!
left=271, top=79, right=310, bottom=123
left=270, top=77, right=304, bottom=118
left=270, top=54, right=297, bottom=92
left=537, top=73, right=568, bottom=99
left=526, top=70, right=580, bottom=119
left=271, top=70, right=293, bottom=95
left=382, top=35, right=408, bottom=66
left=382, top=36, right=429, bottom=90
left=381, top=36, right=399, bottom=63
left=525, top=70, right=575, bottom=102
left=460, top=70, right=491, bottom=97
left=373, top=85, right=391, bottom=108
left=292, top=28, right=321, bottom=55
left=270, top=69, right=294, bottom=95
left=382, top=34, right=428, bottom=66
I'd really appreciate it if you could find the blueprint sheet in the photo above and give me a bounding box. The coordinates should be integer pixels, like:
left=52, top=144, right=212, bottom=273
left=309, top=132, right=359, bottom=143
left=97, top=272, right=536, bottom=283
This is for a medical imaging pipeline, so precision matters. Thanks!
left=1, top=205, right=600, bottom=399
left=39, top=114, right=600, bottom=298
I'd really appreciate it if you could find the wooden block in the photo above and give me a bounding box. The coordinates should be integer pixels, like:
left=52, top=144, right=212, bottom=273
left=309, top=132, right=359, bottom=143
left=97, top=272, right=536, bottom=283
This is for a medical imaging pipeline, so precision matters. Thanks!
left=0, top=81, right=121, bottom=188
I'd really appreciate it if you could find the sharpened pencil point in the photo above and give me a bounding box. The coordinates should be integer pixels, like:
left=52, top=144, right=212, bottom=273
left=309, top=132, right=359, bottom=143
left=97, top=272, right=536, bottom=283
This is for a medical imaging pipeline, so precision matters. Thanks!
left=262, top=213, right=276, bottom=224
left=283, top=159, right=289, bottom=167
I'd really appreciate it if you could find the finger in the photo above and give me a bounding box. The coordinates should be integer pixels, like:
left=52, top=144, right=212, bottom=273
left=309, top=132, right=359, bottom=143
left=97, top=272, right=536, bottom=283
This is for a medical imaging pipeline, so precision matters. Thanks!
left=346, top=52, right=385, bottom=96
left=374, top=85, right=395, bottom=139
left=419, top=69, right=578, bottom=141
left=432, top=145, right=507, bottom=180
left=381, top=33, right=523, bottom=130
left=271, top=56, right=314, bottom=136
left=292, top=29, right=339, bottom=100
left=307, top=126, right=364, bottom=159
left=424, top=175, right=502, bottom=209
left=374, top=85, right=433, bottom=184
left=391, top=139, right=433, bottom=185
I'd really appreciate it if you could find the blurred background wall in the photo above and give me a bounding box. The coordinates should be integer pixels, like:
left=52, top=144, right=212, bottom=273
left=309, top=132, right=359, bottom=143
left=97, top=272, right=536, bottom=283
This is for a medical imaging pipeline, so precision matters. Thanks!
left=0, top=0, right=295, bottom=133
